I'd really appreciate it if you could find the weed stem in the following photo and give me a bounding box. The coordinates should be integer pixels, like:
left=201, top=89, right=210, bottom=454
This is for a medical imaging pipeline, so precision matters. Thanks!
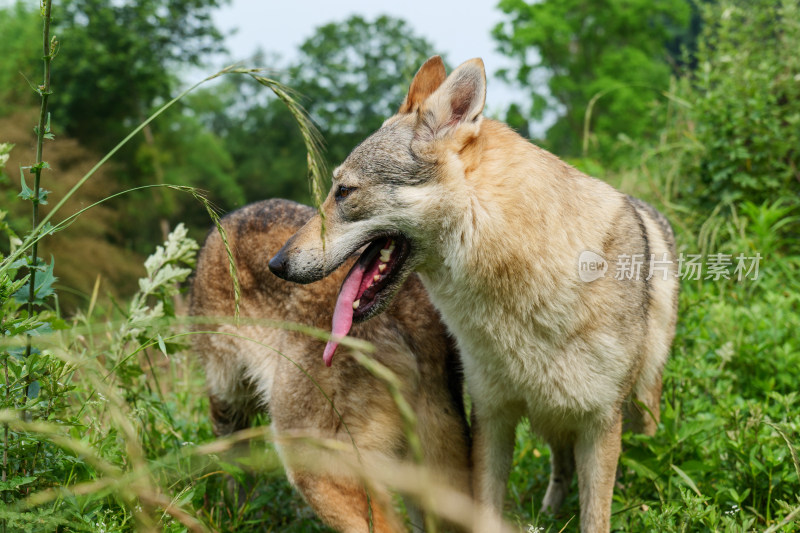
left=23, top=0, right=53, bottom=386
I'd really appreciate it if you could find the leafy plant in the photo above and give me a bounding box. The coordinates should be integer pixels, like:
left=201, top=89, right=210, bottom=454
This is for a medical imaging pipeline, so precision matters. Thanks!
left=493, top=0, right=692, bottom=162
left=687, top=0, right=800, bottom=208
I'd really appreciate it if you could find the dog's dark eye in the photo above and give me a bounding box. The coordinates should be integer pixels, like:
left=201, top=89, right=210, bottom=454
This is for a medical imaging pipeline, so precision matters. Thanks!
left=335, top=185, right=356, bottom=201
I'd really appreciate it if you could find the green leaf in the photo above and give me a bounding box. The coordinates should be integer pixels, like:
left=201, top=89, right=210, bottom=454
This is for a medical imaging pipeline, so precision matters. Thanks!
left=30, top=160, right=50, bottom=173
left=157, top=333, right=167, bottom=357
left=671, top=463, right=703, bottom=497
left=621, top=455, right=659, bottom=480
left=28, top=321, right=53, bottom=336
left=45, top=316, right=70, bottom=331
left=2, top=315, right=43, bottom=337
left=0, top=476, right=37, bottom=491
left=18, top=171, right=34, bottom=201
left=39, top=221, right=56, bottom=236
left=8, top=258, right=28, bottom=270
left=27, top=379, right=40, bottom=399
left=13, top=258, right=57, bottom=304
left=7, top=347, right=33, bottom=361
left=43, top=112, right=54, bottom=140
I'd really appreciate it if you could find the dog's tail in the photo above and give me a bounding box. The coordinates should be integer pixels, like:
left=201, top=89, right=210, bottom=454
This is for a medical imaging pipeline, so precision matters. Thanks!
left=627, top=195, right=677, bottom=257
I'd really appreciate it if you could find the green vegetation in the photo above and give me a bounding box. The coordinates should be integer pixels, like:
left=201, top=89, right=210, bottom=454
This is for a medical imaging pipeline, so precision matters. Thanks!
left=0, top=5, right=439, bottom=309
left=685, top=0, right=800, bottom=208
left=493, top=0, right=694, bottom=162
left=290, top=15, right=438, bottom=164
left=1, top=0, right=798, bottom=531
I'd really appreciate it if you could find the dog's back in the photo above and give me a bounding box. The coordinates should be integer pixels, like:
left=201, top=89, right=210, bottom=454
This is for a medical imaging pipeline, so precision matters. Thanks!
left=191, top=198, right=471, bottom=532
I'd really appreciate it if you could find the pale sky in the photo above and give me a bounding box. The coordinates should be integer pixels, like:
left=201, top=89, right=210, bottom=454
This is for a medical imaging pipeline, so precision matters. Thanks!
left=210, top=0, right=531, bottom=119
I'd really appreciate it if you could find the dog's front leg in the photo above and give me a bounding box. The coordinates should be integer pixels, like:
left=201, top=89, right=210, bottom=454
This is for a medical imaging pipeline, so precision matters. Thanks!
left=288, top=470, right=404, bottom=533
left=471, top=407, right=517, bottom=530
left=574, top=414, right=622, bottom=533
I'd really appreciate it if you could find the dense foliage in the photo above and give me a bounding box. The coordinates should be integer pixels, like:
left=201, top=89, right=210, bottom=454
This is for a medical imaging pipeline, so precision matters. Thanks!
left=493, top=0, right=693, bottom=162
left=685, top=0, right=800, bottom=208
left=54, top=0, right=228, bottom=147
left=0, top=0, right=798, bottom=531
left=290, top=15, right=438, bottom=164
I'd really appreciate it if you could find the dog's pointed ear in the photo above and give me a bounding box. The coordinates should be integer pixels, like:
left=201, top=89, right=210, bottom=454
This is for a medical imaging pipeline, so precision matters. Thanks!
left=399, top=56, right=447, bottom=114
left=417, top=58, right=486, bottom=139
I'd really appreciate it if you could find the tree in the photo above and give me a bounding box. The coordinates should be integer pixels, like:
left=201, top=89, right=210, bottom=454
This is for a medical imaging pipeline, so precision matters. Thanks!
left=0, top=2, right=41, bottom=116
left=493, top=0, right=692, bottom=163
left=41, top=0, right=231, bottom=250
left=185, top=16, right=441, bottom=208
left=684, top=0, right=800, bottom=207
left=2, top=9, right=437, bottom=254
left=290, top=15, right=439, bottom=165
left=136, top=99, right=242, bottom=226
left=184, top=63, right=317, bottom=207
left=52, top=0, right=228, bottom=149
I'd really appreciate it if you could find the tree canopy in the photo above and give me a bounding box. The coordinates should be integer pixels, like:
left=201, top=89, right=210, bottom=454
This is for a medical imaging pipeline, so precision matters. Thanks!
left=53, top=0, right=228, bottom=147
left=493, top=0, right=692, bottom=162
left=181, top=15, right=439, bottom=209
left=290, top=14, right=439, bottom=164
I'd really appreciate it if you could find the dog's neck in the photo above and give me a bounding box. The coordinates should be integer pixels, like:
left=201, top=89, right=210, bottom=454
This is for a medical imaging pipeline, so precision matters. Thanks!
left=417, top=119, right=623, bottom=336
left=424, top=121, right=579, bottom=281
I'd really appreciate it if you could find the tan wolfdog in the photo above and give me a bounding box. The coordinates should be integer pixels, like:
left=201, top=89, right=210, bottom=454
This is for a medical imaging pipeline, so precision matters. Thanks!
left=191, top=199, right=472, bottom=532
left=268, top=57, right=679, bottom=532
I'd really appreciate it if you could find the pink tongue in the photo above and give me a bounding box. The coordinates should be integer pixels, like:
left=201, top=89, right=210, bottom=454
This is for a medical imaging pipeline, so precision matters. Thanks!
left=323, top=262, right=367, bottom=366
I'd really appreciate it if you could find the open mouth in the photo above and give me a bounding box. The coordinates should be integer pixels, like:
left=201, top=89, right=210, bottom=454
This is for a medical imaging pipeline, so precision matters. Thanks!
left=322, top=235, right=411, bottom=366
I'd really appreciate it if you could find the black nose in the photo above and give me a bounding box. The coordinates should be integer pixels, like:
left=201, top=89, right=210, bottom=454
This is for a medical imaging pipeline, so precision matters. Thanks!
left=268, top=250, right=289, bottom=279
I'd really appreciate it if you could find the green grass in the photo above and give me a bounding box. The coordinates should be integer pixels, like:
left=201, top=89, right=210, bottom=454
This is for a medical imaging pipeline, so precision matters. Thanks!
left=2, top=199, right=797, bottom=532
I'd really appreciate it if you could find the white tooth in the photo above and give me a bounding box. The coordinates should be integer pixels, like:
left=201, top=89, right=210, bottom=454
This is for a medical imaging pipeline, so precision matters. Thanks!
left=352, top=299, right=360, bottom=310
left=378, top=264, right=387, bottom=273
left=374, top=274, right=380, bottom=282
left=388, top=242, right=395, bottom=253
left=380, top=250, right=391, bottom=262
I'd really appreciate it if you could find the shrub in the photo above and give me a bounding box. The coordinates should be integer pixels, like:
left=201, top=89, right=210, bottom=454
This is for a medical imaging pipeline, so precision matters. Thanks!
left=686, top=0, right=800, bottom=207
